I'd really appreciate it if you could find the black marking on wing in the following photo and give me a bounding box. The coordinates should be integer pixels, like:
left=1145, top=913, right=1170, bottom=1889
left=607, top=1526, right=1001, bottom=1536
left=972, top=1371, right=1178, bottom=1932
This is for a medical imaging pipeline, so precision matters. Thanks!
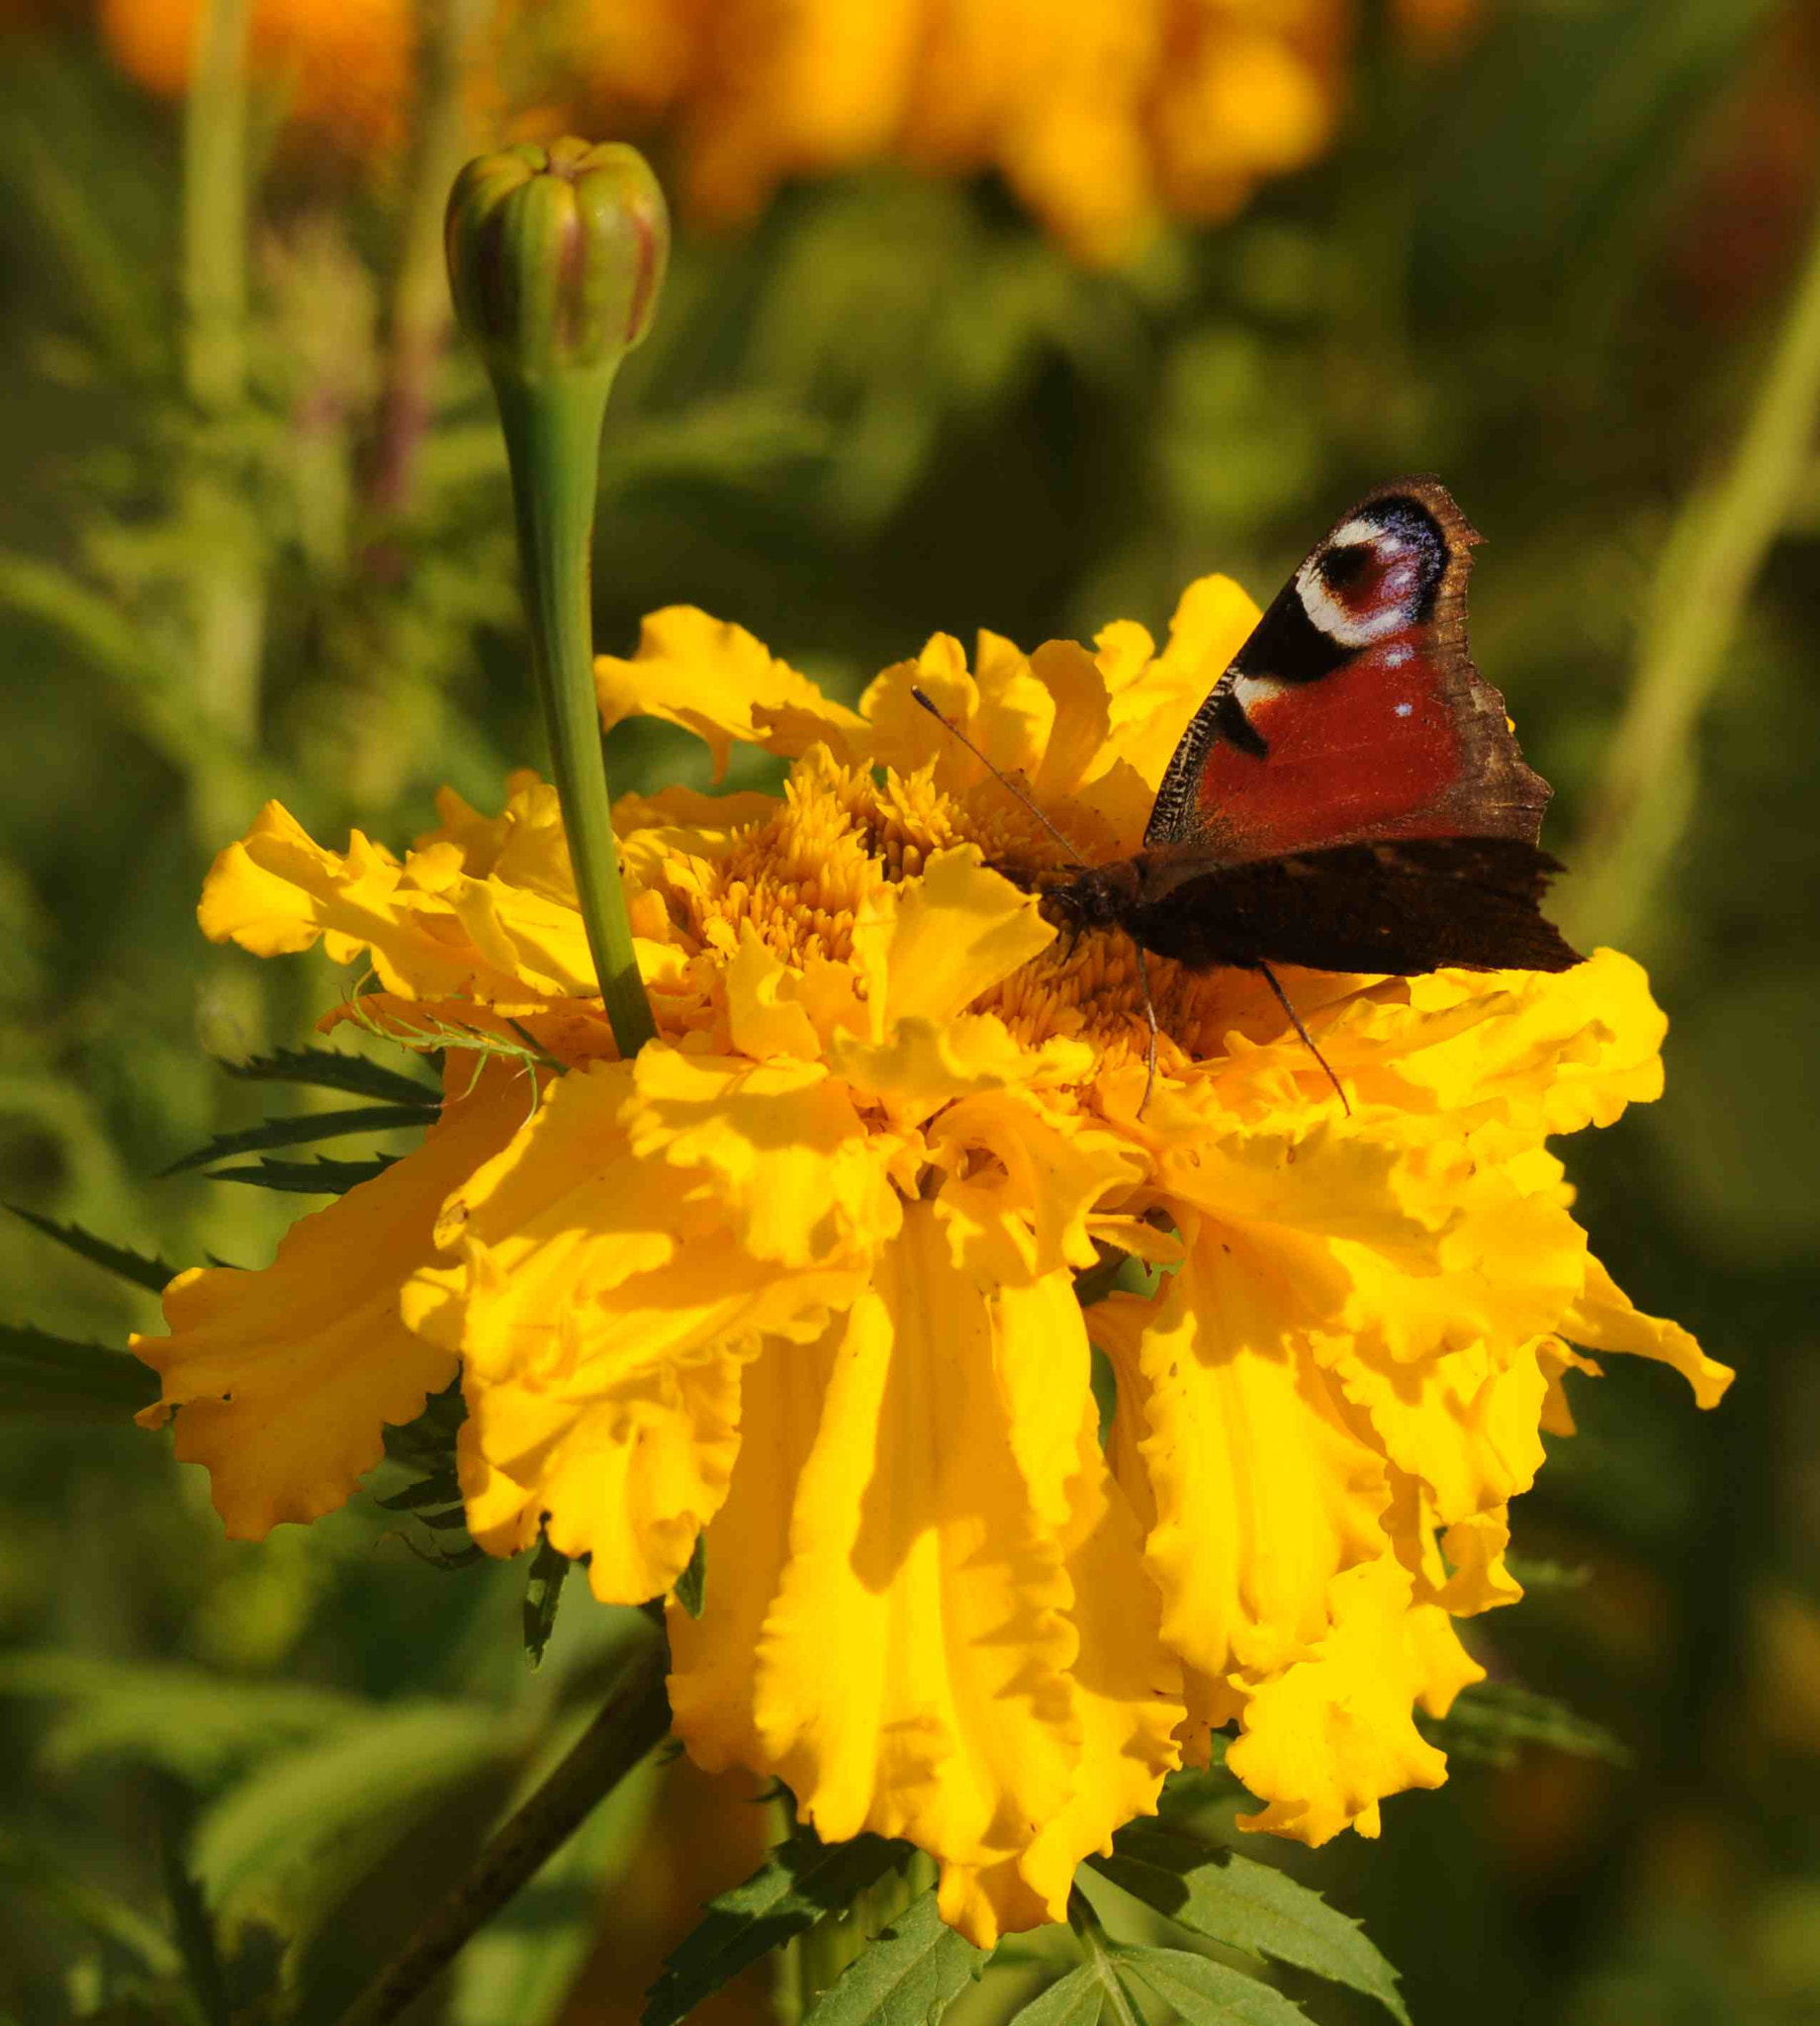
left=1130, top=836, right=1582, bottom=976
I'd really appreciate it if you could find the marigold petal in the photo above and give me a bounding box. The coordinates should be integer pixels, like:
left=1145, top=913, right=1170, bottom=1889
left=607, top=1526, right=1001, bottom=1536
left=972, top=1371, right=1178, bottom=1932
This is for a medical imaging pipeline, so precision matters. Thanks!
left=201, top=797, right=591, bottom=1006
left=1565, top=1255, right=1733, bottom=1408
left=625, top=1047, right=901, bottom=1266
left=1098, top=1216, right=1390, bottom=1682
left=131, top=1073, right=523, bottom=1537
left=744, top=1205, right=1083, bottom=1947
left=725, top=924, right=823, bottom=1060
left=851, top=846, right=1054, bottom=1038
left=1335, top=1338, right=1549, bottom=1524
left=459, top=1346, right=744, bottom=1602
left=594, top=606, right=866, bottom=783
left=404, top=1062, right=861, bottom=1378
left=931, top=1090, right=1141, bottom=1285
left=1228, top=1559, right=1450, bottom=1846
left=1102, top=574, right=1260, bottom=787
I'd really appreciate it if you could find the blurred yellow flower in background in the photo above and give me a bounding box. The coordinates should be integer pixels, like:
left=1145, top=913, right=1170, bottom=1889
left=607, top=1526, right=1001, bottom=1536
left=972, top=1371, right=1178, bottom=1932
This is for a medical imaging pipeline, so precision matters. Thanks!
left=88, top=0, right=1483, bottom=259
left=132, top=567, right=1728, bottom=1946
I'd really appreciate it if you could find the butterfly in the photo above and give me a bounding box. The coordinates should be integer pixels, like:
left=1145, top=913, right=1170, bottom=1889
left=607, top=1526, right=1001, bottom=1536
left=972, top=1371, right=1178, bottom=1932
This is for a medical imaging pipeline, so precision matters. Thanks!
left=914, top=475, right=1581, bottom=1103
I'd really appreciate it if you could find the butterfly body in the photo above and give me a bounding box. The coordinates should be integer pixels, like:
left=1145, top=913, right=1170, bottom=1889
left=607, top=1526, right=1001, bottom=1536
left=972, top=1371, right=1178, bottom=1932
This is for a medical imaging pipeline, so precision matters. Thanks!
left=1034, top=476, right=1582, bottom=981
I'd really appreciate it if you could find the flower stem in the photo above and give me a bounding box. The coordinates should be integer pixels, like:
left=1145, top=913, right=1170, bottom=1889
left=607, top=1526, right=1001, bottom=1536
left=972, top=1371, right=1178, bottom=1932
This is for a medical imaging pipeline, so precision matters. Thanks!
left=1565, top=194, right=1820, bottom=952
left=1068, top=1885, right=1150, bottom=2026
left=496, top=374, right=659, bottom=1057
left=364, top=0, right=489, bottom=520
left=181, top=0, right=251, bottom=415
left=331, top=1635, right=673, bottom=2026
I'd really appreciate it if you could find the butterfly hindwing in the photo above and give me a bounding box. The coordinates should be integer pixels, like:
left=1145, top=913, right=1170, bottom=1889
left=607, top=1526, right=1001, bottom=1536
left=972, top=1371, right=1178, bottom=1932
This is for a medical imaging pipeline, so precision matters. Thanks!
left=1142, top=477, right=1552, bottom=868
left=1126, top=836, right=1580, bottom=975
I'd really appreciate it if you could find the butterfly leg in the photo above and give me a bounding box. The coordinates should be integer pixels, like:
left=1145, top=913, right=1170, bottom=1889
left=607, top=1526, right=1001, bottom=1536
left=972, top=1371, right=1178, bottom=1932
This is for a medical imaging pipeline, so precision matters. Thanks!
left=1136, top=939, right=1158, bottom=1115
left=1256, top=961, right=1351, bottom=1117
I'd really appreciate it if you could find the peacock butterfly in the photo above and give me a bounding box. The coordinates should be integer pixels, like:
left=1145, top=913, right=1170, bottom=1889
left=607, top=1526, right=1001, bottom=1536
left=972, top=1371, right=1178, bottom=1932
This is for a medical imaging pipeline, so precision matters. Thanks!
left=915, top=475, right=1581, bottom=1101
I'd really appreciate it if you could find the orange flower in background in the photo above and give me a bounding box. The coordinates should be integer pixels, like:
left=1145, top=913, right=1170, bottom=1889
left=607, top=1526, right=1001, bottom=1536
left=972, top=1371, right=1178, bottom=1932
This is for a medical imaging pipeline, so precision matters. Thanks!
left=93, top=0, right=1423, bottom=260
left=98, top=0, right=415, bottom=154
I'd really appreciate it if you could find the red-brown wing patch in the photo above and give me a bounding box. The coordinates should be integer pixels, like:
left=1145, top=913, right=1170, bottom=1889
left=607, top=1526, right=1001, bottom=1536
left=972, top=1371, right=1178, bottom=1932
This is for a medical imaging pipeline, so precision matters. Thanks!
left=1142, top=477, right=1551, bottom=866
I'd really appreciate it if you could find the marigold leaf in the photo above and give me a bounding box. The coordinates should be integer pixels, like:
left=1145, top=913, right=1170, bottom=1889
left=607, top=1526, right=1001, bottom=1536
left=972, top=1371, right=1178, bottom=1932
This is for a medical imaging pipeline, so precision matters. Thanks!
left=1091, top=1824, right=1409, bottom=2026
left=1014, top=1964, right=1105, bottom=2026
left=643, top=1829, right=913, bottom=2026
left=7, top=1205, right=178, bottom=1293
left=797, top=1888, right=989, bottom=2026
left=1420, top=1681, right=1632, bottom=1769
left=674, top=1531, right=706, bottom=1618
left=158, top=1105, right=436, bottom=1177
left=1116, top=1943, right=1311, bottom=2024
left=524, top=1535, right=570, bottom=1670
left=155, top=1784, right=230, bottom=2026
left=216, top=1045, right=440, bottom=1107
left=0, top=1323, right=160, bottom=1421
left=203, top=1154, right=400, bottom=1194
left=374, top=1475, right=464, bottom=1513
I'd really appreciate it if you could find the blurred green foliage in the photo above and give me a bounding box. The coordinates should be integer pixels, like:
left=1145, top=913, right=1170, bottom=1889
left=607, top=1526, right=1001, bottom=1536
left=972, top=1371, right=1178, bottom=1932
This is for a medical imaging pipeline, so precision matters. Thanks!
left=3, top=2, right=1819, bottom=2022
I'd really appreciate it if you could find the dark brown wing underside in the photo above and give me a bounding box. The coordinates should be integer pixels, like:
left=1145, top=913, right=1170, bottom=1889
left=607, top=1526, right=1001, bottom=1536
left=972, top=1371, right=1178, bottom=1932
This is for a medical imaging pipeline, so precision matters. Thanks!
left=1130, top=836, right=1582, bottom=975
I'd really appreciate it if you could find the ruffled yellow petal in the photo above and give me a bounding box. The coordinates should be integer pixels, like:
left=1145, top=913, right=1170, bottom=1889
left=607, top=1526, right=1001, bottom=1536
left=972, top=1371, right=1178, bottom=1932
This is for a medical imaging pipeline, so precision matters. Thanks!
left=594, top=606, right=867, bottom=783
left=1565, top=1255, right=1733, bottom=1408
left=1100, top=574, right=1260, bottom=788
left=625, top=1047, right=902, bottom=1268
left=930, top=1090, right=1141, bottom=1285
left=201, top=796, right=594, bottom=1007
left=459, top=1345, right=744, bottom=1602
left=742, top=1205, right=1081, bottom=1947
left=850, top=845, right=1054, bottom=1039
left=1228, top=1559, right=1450, bottom=1846
left=131, top=1072, right=524, bottom=1537
left=1096, top=1215, right=1390, bottom=1683
left=404, top=1059, right=865, bottom=1384
left=1335, top=1338, right=1549, bottom=1524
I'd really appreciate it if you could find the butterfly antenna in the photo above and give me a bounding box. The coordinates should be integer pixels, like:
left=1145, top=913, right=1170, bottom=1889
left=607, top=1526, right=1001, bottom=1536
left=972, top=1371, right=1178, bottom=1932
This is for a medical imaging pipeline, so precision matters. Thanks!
left=1256, top=961, right=1351, bottom=1117
left=909, top=687, right=1089, bottom=866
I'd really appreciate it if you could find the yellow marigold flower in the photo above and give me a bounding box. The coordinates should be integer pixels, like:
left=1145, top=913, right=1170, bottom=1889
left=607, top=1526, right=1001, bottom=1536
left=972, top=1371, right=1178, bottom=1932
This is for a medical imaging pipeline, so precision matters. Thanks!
left=134, top=574, right=1729, bottom=1946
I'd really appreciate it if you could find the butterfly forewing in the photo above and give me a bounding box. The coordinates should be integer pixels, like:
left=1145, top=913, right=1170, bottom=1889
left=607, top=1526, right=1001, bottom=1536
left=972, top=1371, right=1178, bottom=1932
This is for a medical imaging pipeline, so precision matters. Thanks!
left=1142, top=477, right=1552, bottom=868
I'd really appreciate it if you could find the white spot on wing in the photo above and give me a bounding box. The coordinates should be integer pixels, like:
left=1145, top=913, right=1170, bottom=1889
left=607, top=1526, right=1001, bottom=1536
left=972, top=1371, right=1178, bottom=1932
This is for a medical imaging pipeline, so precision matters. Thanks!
left=1394, top=701, right=1413, bottom=716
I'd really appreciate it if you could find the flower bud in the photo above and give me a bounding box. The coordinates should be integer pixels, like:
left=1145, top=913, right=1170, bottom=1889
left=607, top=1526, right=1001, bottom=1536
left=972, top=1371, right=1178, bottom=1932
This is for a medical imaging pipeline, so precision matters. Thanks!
left=444, top=138, right=670, bottom=390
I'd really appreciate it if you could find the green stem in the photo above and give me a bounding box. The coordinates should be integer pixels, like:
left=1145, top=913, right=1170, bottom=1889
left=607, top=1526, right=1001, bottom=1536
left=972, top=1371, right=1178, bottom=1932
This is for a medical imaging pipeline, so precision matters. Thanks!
left=181, top=0, right=251, bottom=414
left=1067, top=1886, right=1149, bottom=2026
left=331, top=1636, right=673, bottom=2026
left=497, top=378, right=659, bottom=1057
left=365, top=0, right=490, bottom=519
left=1565, top=196, right=1820, bottom=951
left=180, top=0, right=265, bottom=850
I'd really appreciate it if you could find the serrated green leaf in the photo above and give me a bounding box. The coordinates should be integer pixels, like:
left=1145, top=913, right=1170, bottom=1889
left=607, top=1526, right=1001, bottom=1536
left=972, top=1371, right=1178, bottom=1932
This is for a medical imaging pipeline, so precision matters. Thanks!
left=674, top=1531, right=706, bottom=1618
left=217, top=1046, right=440, bottom=1107
left=203, top=1154, right=398, bottom=1194
left=7, top=1205, right=178, bottom=1293
left=0, top=1323, right=161, bottom=1421
left=1117, top=1945, right=1310, bottom=2025
left=0, top=1835, right=184, bottom=1980
left=1092, top=1825, right=1408, bottom=2026
left=0, top=1656, right=363, bottom=1784
left=524, top=1536, right=569, bottom=1671
left=1016, top=1965, right=1104, bottom=2026
left=1422, top=1681, right=1631, bottom=1769
left=159, top=1105, right=436, bottom=1176
left=644, top=1830, right=912, bottom=2026
left=194, top=1704, right=521, bottom=1978
left=798, top=1888, right=988, bottom=2026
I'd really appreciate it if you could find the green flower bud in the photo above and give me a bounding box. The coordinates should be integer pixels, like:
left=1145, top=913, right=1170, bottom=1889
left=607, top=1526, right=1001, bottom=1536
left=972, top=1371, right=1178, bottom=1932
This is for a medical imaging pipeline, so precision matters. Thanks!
left=445, top=137, right=670, bottom=391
